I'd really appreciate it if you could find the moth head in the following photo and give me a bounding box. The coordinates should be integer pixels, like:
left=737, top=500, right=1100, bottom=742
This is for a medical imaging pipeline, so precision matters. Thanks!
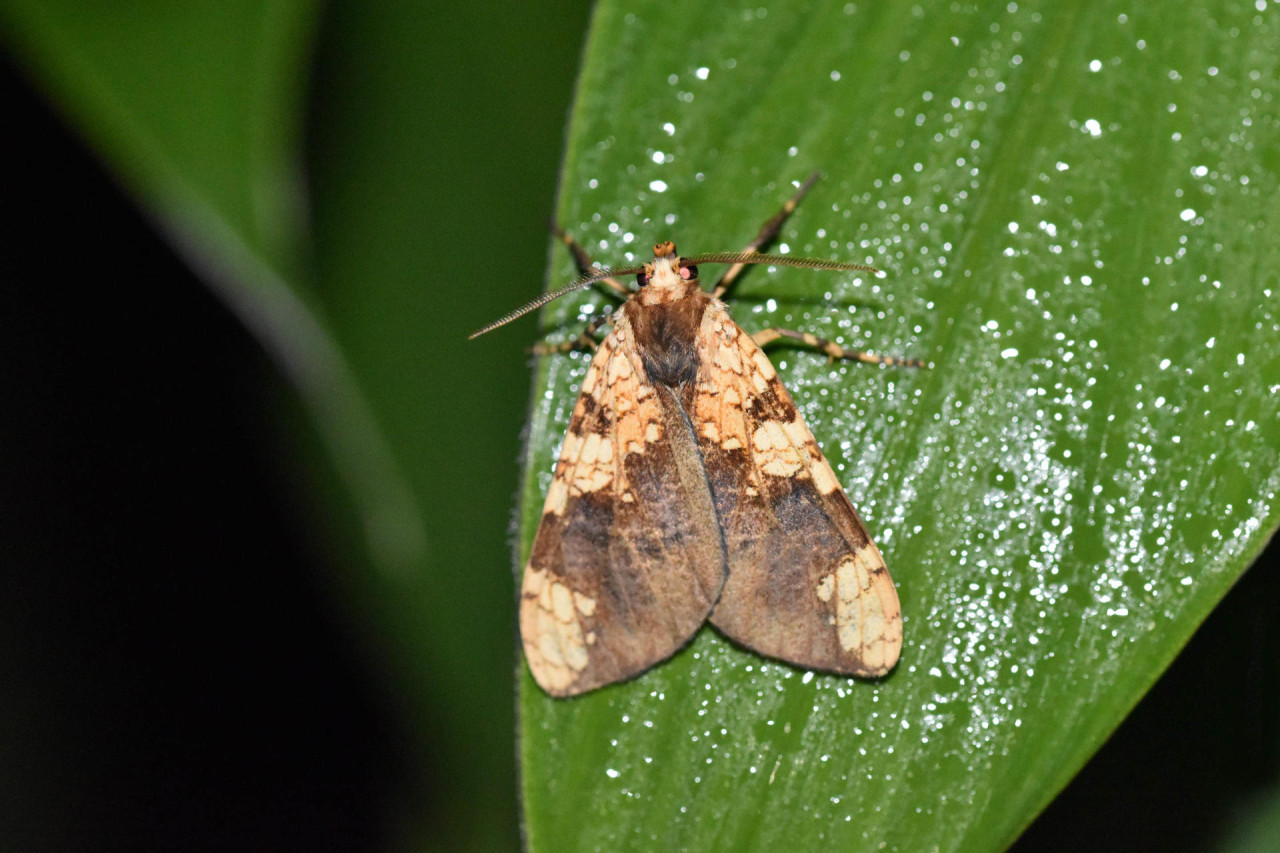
left=468, top=239, right=880, bottom=339
left=640, top=241, right=691, bottom=289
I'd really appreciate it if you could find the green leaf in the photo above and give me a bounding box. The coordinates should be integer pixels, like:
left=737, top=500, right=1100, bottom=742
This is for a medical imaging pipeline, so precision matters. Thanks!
left=519, top=2, right=1280, bottom=850
left=1222, top=783, right=1280, bottom=853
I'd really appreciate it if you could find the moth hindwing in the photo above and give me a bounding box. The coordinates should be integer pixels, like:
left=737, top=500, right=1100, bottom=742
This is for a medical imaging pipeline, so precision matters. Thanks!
left=499, top=229, right=905, bottom=697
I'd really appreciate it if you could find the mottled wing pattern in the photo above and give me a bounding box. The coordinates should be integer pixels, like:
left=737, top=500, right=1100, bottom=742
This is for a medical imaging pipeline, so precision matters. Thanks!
left=521, top=315, right=727, bottom=696
left=686, top=303, right=902, bottom=676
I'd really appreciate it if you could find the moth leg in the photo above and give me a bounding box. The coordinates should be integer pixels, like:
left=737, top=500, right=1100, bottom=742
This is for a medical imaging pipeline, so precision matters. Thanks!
left=552, top=223, right=630, bottom=297
left=530, top=312, right=611, bottom=355
left=752, top=327, right=930, bottom=368
left=712, top=171, right=821, bottom=299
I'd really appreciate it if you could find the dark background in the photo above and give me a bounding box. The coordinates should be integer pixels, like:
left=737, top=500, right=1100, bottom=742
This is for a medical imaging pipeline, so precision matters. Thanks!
left=3, top=26, right=1279, bottom=853
left=1, top=56, right=399, bottom=849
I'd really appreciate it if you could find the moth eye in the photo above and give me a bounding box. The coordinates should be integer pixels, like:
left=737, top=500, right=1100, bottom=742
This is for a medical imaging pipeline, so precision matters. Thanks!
left=636, top=271, right=650, bottom=287
left=680, top=264, right=698, bottom=280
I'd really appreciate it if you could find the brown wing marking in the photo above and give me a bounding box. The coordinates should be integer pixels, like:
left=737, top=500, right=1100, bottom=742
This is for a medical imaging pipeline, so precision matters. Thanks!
left=687, top=303, right=902, bottom=677
left=521, top=315, right=727, bottom=696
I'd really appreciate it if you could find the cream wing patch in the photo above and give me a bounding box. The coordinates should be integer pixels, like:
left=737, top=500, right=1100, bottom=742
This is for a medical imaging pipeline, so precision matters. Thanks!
left=751, top=419, right=804, bottom=478
left=520, top=567, right=598, bottom=694
left=818, top=549, right=902, bottom=673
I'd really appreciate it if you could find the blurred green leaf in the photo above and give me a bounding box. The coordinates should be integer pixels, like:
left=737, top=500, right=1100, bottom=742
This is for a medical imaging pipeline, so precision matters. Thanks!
left=1222, top=784, right=1280, bottom=853
left=1, top=0, right=591, bottom=848
left=518, top=2, right=1280, bottom=850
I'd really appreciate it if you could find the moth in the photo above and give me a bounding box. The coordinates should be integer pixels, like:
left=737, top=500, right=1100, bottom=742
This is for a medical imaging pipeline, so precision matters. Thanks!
left=472, top=175, right=920, bottom=696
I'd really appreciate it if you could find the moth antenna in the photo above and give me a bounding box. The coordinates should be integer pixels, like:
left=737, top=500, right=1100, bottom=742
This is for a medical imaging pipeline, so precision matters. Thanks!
left=679, top=252, right=881, bottom=275
left=469, top=265, right=646, bottom=339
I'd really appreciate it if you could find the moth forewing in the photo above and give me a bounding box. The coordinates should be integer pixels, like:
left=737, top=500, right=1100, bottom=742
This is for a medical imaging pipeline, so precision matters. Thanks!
left=518, top=315, right=727, bottom=697
left=686, top=302, right=903, bottom=677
